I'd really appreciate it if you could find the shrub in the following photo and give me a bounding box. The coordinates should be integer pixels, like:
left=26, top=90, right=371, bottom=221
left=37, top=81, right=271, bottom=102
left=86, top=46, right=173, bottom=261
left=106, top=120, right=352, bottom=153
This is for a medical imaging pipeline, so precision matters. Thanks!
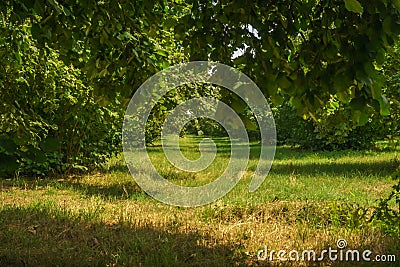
left=0, top=22, right=121, bottom=177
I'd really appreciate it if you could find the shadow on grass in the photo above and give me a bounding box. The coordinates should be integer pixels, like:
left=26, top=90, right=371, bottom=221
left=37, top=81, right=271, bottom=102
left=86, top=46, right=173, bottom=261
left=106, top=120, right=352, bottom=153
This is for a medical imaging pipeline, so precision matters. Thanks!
left=267, top=161, right=397, bottom=178
left=104, top=163, right=130, bottom=173
left=64, top=180, right=147, bottom=201
left=0, top=177, right=146, bottom=201
left=0, top=204, right=397, bottom=266
left=157, top=140, right=398, bottom=178
left=147, top=139, right=397, bottom=178
left=0, top=205, right=241, bottom=267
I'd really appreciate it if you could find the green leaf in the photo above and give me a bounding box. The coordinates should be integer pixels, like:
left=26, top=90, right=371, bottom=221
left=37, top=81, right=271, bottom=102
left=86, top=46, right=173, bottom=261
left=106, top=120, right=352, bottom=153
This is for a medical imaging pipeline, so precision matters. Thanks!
left=156, top=50, right=168, bottom=57
left=382, top=17, right=392, bottom=34
left=334, top=73, right=352, bottom=93
left=100, top=30, right=108, bottom=44
left=33, top=148, right=47, bottom=163
left=99, top=68, right=109, bottom=77
left=160, top=61, right=170, bottom=69
left=277, top=76, right=292, bottom=90
left=393, top=0, right=400, bottom=12
left=117, top=31, right=134, bottom=41
left=0, top=137, right=17, bottom=154
left=356, top=70, right=373, bottom=86
left=31, top=23, right=41, bottom=40
left=174, top=24, right=186, bottom=39
left=40, top=137, right=60, bottom=153
left=350, top=97, right=365, bottom=111
left=47, top=0, right=64, bottom=14
left=336, top=91, right=351, bottom=103
left=352, top=110, right=369, bottom=126
left=376, top=48, right=386, bottom=65
left=230, top=94, right=248, bottom=113
left=15, top=52, right=22, bottom=66
left=271, top=94, right=284, bottom=105
left=0, top=153, right=18, bottom=177
left=378, top=95, right=390, bottom=116
left=233, top=55, right=247, bottom=65
left=358, top=111, right=369, bottom=126
left=370, top=83, right=382, bottom=100
left=241, top=116, right=258, bottom=131
left=34, top=0, right=45, bottom=16
left=344, top=0, right=363, bottom=14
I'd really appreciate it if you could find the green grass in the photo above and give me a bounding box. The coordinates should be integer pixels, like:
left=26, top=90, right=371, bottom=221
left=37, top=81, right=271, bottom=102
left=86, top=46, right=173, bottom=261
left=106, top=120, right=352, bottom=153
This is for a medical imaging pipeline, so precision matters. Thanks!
left=146, top=136, right=398, bottom=205
left=0, top=136, right=399, bottom=266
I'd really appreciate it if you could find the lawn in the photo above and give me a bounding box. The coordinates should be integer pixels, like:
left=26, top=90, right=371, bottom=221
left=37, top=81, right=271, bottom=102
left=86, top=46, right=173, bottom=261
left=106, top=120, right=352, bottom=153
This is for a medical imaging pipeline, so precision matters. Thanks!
left=0, top=137, right=399, bottom=266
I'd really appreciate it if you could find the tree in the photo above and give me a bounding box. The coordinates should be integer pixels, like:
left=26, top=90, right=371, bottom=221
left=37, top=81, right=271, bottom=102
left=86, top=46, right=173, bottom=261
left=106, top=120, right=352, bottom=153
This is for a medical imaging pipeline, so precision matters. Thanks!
left=381, top=40, right=400, bottom=147
left=1, top=0, right=400, bottom=176
left=0, top=0, right=186, bottom=176
left=4, top=0, right=400, bottom=118
left=0, top=17, right=121, bottom=176
left=174, top=0, right=400, bottom=122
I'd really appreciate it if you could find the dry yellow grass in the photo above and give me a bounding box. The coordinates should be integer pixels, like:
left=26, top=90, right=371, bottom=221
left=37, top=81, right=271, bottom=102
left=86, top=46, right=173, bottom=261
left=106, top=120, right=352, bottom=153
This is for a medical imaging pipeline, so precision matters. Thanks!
left=0, top=178, right=398, bottom=266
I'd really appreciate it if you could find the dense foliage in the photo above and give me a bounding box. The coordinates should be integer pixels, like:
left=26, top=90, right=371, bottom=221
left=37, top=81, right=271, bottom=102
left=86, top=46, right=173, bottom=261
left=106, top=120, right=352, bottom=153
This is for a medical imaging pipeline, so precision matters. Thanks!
left=1, top=0, right=400, bottom=176
left=274, top=40, right=400, bottom=150
left=273, top=102, right=386, bottom=150
left=0, top=19, right=121, bottom=176
left=177, top=0, right=400, bottom=121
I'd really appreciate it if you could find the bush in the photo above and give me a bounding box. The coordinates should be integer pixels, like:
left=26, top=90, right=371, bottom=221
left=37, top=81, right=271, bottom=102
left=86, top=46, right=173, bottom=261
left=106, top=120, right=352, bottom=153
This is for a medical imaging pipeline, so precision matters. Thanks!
left=273, top=102, right=383, bottom=150
left=0, top=22, right=121, bottom=177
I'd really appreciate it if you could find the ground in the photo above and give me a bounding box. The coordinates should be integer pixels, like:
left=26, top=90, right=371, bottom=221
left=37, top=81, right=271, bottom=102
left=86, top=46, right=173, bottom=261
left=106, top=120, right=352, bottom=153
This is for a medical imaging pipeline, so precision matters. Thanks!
left=0, top=137, right=398, bottom=266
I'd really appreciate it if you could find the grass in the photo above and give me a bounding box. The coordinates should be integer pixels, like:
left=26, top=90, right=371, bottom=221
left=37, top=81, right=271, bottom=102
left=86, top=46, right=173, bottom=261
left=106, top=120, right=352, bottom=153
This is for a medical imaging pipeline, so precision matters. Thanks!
left=0, top=136, right=399, bottom=266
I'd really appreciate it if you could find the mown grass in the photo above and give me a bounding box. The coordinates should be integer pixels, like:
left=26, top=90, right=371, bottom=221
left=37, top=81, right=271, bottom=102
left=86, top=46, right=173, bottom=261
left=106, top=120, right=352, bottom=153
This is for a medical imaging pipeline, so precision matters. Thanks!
left=0, top=136, right=399, bottom=266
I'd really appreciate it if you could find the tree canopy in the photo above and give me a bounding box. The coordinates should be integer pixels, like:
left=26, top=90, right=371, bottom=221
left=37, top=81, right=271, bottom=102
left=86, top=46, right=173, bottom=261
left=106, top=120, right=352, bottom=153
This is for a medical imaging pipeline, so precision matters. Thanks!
left=1, top=0, right=400, bottom=175
left=3, top=0, right=400, bottom=117
left=177, top=0, right=400, bottom=119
